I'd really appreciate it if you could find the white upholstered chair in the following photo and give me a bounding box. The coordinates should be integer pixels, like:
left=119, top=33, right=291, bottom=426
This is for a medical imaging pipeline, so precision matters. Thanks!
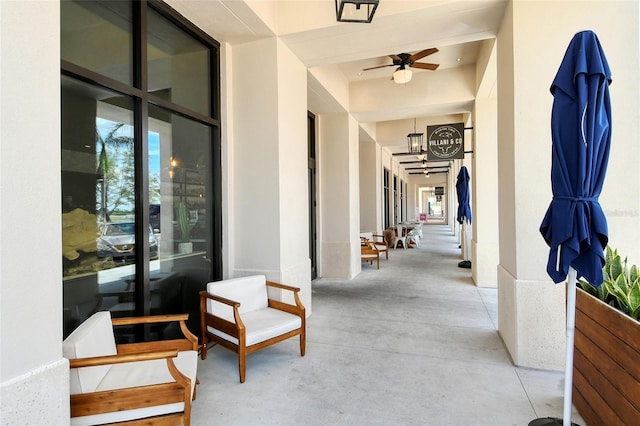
left=63, top=311, right=199, bottom=426
left=360, top=232, right=389, bottom=259
left=199, top=275, right=306, bottom=383
left=361, top=238, right=381, bottom=269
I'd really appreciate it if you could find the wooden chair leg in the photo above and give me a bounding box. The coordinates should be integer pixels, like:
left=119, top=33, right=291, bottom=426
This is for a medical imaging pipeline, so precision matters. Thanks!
left=193, top=378, right=199, bottom=400
left=200, top=339, right=208, bottom=360
left=300, top=333, right=306, bottom=356
left=239, top=348, right=246, bottom=383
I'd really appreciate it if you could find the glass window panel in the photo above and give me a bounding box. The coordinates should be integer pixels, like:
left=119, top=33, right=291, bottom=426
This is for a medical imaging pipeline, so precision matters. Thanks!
left=61, top=0, right=133, bottom=85
left=62, top=75, right=136, bottom=333
left=62, top=1, right=219, bottom=340
left=148, top=104, right=212, bottom=321
left=147, top=7, right=210, bottom=116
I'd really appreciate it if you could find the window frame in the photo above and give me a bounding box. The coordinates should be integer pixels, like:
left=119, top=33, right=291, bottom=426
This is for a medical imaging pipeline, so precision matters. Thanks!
left=61, top=0, right=222, bottom=320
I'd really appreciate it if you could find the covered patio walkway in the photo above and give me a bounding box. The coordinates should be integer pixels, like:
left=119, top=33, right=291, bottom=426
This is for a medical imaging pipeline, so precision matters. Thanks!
left=192, top=224, right=583, bottom=425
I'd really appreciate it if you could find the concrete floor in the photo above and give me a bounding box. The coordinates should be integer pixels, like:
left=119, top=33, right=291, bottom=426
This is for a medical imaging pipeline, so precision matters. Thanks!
left=191, top=224, right=585, bottom=426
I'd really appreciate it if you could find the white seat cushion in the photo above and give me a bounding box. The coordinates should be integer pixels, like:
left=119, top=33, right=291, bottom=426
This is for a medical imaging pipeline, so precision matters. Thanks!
left=96, top=350, right=198, bottom=396
left=70, top=350, right=198, bottom=426
left=63, top=311, right=117, bottom=394
left=208, top=308, right=301, bottom=346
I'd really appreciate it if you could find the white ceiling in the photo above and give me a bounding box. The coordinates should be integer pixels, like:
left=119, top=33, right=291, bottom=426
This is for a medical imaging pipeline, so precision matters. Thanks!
left=167, top=0, right=507, bottom=153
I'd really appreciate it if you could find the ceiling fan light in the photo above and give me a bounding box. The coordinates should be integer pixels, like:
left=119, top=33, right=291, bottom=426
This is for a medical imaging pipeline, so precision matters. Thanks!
left=393, top=68, right=412, bottom=84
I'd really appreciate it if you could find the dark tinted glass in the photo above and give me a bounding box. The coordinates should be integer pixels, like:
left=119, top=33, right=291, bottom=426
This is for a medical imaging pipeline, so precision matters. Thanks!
left=148, top=104, right=213, bottom=330
left=148, top=7, right=210, bottom=115
left=61, top=75, right=137, bottom=332
left=61, top=0, right=133, bottom=85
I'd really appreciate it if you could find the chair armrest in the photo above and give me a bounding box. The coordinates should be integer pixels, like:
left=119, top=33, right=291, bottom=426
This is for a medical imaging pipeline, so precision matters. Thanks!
left=111, top=313, right=188, bottom=326
left=266, top=281, right=300, bottom=293
left=198, top=290, right=240, bottom=308
left=266, top=281, right=305, bottom=315
left=362, top=242, right=379, bottom=251
left=372, top=234, right=388, bottom=246
left=69, top=350, right=179, bottom=368
left=111, top=314, right=199, bottom=352
left=199, top=290, right=244, bottom=336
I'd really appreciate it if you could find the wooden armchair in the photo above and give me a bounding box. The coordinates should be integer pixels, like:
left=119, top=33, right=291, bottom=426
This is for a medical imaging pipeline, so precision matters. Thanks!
left=361, top=238, right=381, bottom=269
left=63, top=311, right=199, bottom=426
left=360, top=232, right=389, bottom=259
left=199, top=275, right=306, bottom=383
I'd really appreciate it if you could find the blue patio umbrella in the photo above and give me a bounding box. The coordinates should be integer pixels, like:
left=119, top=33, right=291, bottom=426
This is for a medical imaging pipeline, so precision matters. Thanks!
left=540, top=30, right=612, bottom=286
left=535, top=30, right=612, bottom=426
left=456, top=166, right=472, bottom=225
left=456, top=166, right=472, bottom=267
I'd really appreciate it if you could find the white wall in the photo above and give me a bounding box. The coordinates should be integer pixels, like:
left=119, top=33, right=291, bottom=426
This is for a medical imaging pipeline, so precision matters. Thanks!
left=359, top=141, right=382, bottom=233
left=472, top=95, right=499, bottom=287
left=232, top=38, right=281, bottom=272
left=0, top=1, right=69, bottom=423
left=319, top=113, right=361, bottom=279
left=229, top=36, right=311, bottom=308
left=275, top=39, right=312, bottom=308
left=472, top=39, right=499, bottom=288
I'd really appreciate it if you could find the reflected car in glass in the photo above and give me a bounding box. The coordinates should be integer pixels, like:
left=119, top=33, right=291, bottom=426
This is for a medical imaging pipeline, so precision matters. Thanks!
left=97, top=222, right=158, bottom=262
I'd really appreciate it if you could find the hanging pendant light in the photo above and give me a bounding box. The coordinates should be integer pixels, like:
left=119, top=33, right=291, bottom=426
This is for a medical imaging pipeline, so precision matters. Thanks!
left=407, top=118, right=424, bottom=153
left=335, top=0, right=379, bottom=23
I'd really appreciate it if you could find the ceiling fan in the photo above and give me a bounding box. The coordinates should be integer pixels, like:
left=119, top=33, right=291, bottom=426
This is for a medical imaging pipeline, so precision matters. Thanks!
left=363, top=48, right=439, bottom=83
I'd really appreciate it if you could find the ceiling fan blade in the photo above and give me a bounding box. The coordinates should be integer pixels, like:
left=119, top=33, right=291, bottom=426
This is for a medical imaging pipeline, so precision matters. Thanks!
left=389, top=54, right=401, bottom=61
left=410, top=48, right=438, bottom=61
left=411, top=62, right=439, bottom=71
left=362, top=64, right=395, bottom=71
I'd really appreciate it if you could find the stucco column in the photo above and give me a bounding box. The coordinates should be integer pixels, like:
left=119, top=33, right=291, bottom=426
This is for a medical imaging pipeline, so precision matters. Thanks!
left=497, top=1, right=566, bottom=371
left=359, top=140, right=382, bottom=233
left=472, top=96, right=499, bottom=288
left=0, top=1, right=68, bottom=423
left=319, top=113, right=361, bottom=279
left=229, top=37, right=311, bottom=310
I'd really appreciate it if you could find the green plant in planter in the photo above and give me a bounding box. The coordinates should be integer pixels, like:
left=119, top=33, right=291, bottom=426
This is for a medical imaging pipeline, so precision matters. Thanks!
left=579, top=246, right=640, bottom=320
left=175, top=202, right=191, bottom=243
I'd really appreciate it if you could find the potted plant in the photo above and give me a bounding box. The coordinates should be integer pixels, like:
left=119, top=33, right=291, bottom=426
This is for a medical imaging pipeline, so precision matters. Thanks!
left=573, top=246, right=640, bottom=425
left=176, top=202, right=192, bottom=254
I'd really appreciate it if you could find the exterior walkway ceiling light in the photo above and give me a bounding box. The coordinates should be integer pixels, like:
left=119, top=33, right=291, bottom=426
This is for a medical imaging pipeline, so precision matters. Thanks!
left=407, top=118, right=424, bottom=153
left=335, top=0, right=379, bottom=23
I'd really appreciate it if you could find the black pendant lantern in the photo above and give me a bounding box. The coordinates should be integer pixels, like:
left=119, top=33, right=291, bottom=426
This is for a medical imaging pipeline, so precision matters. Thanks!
left=335, top=0, right=379, bottom=23
left=407, top=118, right=424, bottom=153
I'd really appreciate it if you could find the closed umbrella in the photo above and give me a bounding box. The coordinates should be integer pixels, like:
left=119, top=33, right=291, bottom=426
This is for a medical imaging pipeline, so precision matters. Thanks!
left=535, top=30, right=612, bottom=426
left=456, top=166, right=472, bottom=268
